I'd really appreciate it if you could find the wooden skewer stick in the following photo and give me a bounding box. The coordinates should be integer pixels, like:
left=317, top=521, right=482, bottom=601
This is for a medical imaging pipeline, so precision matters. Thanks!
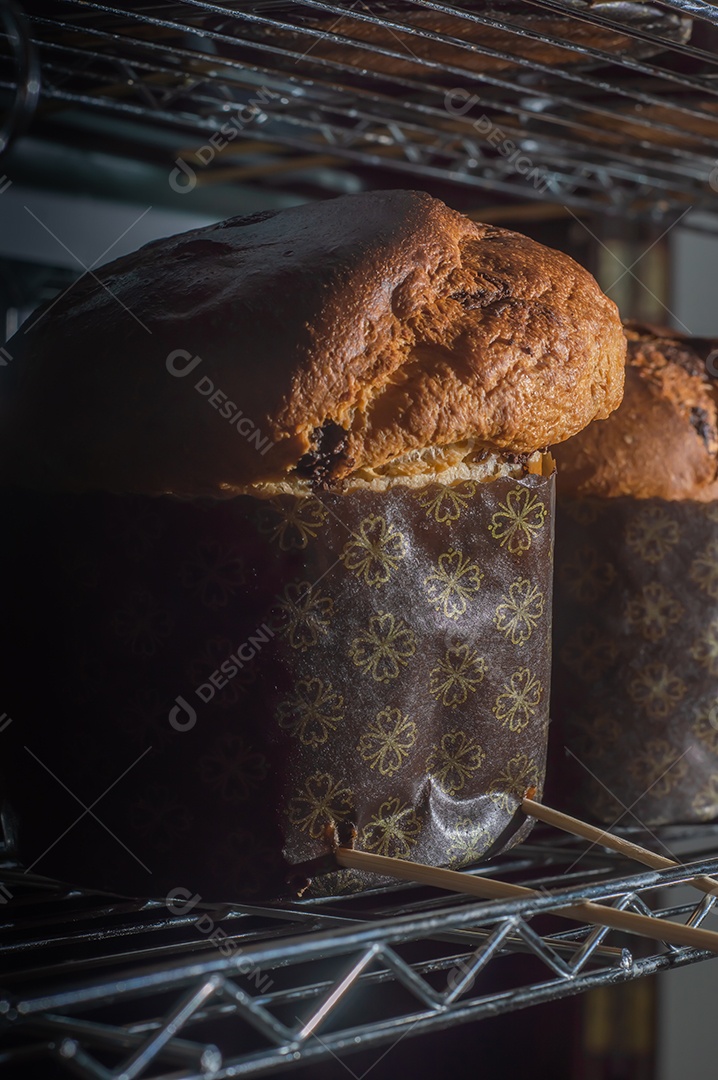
left=521, top=791, right=718, bottom=899
left=334, top=847, right=718, bottom=954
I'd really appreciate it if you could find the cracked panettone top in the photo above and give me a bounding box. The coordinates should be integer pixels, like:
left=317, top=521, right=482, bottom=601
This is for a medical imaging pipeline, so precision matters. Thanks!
left=4, top=190, right=625, bottom=497
left=555, top=321, right=718, bottom=501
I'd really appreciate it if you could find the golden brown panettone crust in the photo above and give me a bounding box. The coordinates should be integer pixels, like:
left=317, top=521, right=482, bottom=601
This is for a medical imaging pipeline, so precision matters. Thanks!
left=6, top=190, right=625, bottom=497
left=554, top=321, right=718, bottom=501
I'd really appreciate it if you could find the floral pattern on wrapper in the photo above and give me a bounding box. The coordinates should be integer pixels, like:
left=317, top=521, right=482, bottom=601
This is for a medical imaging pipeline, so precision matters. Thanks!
left=552, top=495, right=718, bottom=827
left=5, top=476, right=554, bottom=901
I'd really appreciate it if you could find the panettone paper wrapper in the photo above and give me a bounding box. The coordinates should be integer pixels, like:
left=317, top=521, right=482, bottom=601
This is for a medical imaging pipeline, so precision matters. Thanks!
left=551, top=496, right=718, bottom=827
left=4, top=475, right=553, bottom=901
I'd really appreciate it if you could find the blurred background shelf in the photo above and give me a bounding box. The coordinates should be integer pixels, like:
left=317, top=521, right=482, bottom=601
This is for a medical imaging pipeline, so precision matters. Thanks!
left=2, top=1, right=718, bottom=220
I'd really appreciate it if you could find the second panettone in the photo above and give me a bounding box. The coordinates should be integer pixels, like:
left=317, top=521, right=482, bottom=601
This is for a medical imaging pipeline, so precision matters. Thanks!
left=2, top=190, right=625, bottom=900
left=554, top=321, right=718, bottom=502
left=552, top=323, right=718, bottom=826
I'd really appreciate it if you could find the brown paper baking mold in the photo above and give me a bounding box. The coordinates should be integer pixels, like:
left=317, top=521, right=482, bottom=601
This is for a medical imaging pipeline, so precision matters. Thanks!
left=4, top=473, right=554, bottom=900
left=551, top=496, right=718, bottom=827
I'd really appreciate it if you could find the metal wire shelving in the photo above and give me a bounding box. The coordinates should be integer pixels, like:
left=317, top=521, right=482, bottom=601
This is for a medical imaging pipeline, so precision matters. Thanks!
left=1, top=827, right=718, bottom=1078
left=2, top=3, right=718, bottom=1075
left=1, top=1, right=718, bottom=217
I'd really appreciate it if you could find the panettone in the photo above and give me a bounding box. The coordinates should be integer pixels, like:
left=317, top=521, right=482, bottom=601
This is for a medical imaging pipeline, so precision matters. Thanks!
left=2, top=191, right=625, bottom=899
left=554, top=321, right=718, bottom=501
left=552, top=322, right=718, bottom=826
left=6, top=189, right=624, bottom=496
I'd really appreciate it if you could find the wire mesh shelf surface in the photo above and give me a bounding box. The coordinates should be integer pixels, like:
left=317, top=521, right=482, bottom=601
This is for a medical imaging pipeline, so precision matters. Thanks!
left=1, top=828, right=717, bottom=1078
left=1, top=1, right=718, bottom=218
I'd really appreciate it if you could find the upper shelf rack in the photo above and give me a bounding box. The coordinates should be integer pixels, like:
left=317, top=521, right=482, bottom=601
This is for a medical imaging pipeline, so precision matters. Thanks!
left=3, top=0, right=718, bottom=218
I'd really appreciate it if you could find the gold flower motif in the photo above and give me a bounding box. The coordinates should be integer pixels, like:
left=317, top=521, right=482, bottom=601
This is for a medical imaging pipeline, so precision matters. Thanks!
left=308, top=870, right=366, bottom=898
left=624, top=582, right=684, bottom=643
left=586, top=785, right=628, bottom=825
left=287, top=772, right=354, bottom=839
left=199, top=734, right=269, bottom=802
left=415, top=481, right=478, bottom=524
left=625, top=506, right=680, bottom=564
left=426, top=731, right=485, bottom=795
left=562, top=500, right=603, bottom=526
left=428, top=642, right=486, bottom=708
left=276, top=678, right=344, bottom=747
left=361, top=797, right=423, bottom=858
left=570, top=711, right=622, bottom=760
left=273, top=580, right=334, bottom=651
left=690, top=701, right=718, bottom=753
left=488, top=487, right=548, bottom=554
left=492, top=668, right=544, bottom=732
left=112, top=590, right=173, bottom=656
left=626, top=739, right=688, bottom=800
left=494, top=578, right=545, bottom=646
left=259, top=496, right=328, bottom=550
left=490, top=754, right=540, bottom=812
left=349, top=611, right=416, bottom=682
left=628, top=663, right=686, bottom=719
left=357, top=707, right=417, bottom=776
left=559, top=546, right=616, bottom=604
left=424, top=549, right=484, bottom=620
left=692, top=776, right=718, bottom=821
left=447, top=819, right=492, bottom=869
left=179, top=540, right=245, bottom=609
left=690, top=618, right=718, bottom=676
left=690, top=539, right=718, bottom=599
left=340, top=515, right=408, bottom=587
left=560, top=624, right=618, bottom=683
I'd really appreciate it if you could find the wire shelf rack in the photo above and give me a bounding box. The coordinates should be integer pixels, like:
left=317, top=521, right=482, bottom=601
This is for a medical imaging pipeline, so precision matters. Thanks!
left=1, top=828, right=717, bottom=1078
left=2, top=5, right=718, bottom=1075
left=2, top=1, right=718, bottom=218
